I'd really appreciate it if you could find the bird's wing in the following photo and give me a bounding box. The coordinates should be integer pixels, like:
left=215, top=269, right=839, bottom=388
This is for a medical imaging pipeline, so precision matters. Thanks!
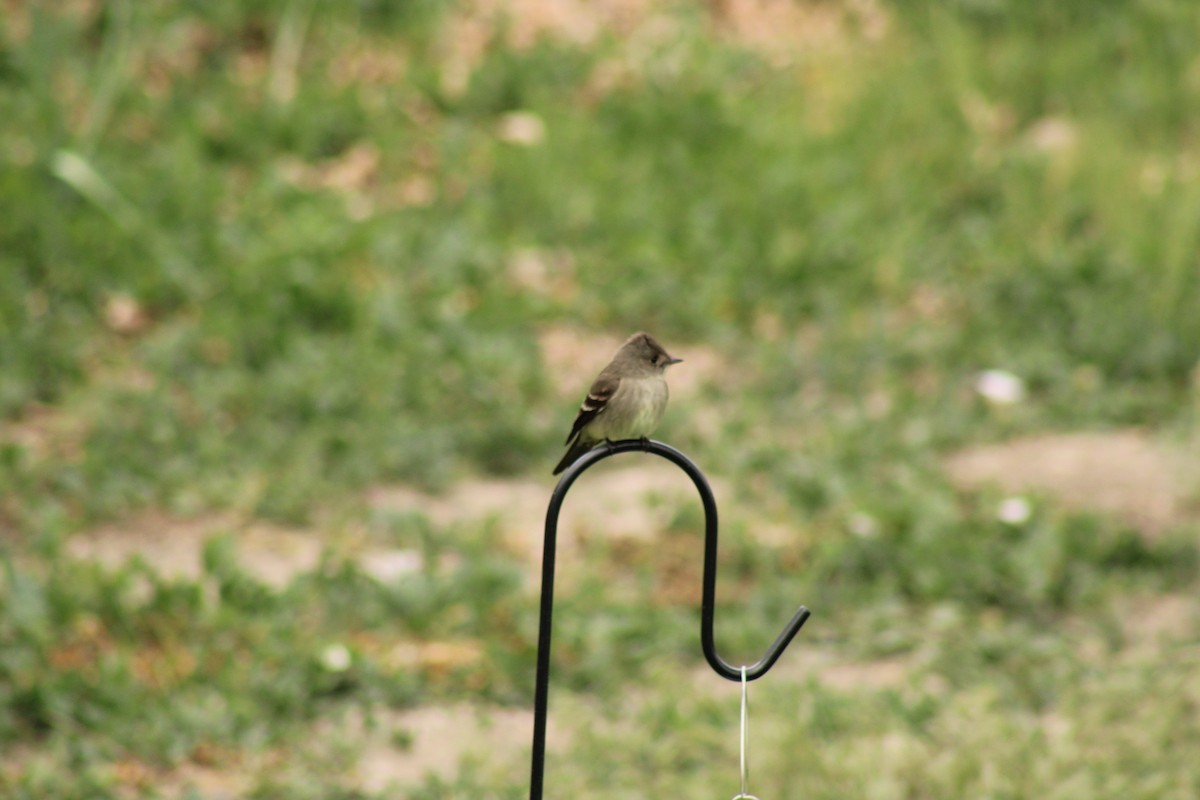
left=564, top=372, right=619, bottom=445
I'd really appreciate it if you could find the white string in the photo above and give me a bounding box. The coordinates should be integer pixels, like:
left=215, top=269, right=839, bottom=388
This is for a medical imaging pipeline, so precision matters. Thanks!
left=732, top=665, right=759, bottom=800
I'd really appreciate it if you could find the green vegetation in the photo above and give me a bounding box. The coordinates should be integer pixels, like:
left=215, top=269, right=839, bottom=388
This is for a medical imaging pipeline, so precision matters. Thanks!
left=2, top=0, right=1198, bottom=797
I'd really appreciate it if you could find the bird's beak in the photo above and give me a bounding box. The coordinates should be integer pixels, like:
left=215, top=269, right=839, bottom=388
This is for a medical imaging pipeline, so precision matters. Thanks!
left=667, top=356, right=683, bottom=366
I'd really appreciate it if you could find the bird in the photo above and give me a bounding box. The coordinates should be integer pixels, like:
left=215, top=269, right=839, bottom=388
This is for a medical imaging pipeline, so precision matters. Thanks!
left=552, top=332, right=683, bottom=475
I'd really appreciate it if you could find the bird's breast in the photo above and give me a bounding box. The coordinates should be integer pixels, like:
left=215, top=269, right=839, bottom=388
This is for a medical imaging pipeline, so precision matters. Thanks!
left=591, top=376, right=668, bottom=440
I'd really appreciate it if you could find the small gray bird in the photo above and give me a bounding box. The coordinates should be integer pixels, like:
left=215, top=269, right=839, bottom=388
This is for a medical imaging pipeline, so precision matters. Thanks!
left=553, top=332, right=683, bottom=475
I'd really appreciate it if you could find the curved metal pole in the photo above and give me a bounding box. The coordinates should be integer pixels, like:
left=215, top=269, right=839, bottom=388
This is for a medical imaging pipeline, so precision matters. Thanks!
left=529, top=439, right=810, bottom=800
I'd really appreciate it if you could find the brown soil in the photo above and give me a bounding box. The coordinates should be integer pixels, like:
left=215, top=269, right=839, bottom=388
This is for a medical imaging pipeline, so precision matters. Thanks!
left=943, top=429, right=1198, bottom=536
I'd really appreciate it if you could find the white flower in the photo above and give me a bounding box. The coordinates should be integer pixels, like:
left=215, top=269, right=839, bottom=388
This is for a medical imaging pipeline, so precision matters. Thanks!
left=848, top=512, right=879, bottom=538
left=497, top=111, right=545, bottom=146
left=361, top=549, right=424, bottom=583
left=1024, top=117, right=1078, bottom=155
left=974, top=370, right=1026, bottom=405
left=320, top=643, right=353, bottom=672
left=996, top=496, right=1032, bottom=525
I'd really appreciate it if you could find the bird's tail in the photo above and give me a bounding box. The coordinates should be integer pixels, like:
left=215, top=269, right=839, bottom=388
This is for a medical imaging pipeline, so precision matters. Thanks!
left=552, top=438, right=595, bottom=475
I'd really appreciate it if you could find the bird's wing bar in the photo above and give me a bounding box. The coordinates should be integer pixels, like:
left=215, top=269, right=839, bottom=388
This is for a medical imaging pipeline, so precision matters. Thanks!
left=564, top=373, right=618, bottom=445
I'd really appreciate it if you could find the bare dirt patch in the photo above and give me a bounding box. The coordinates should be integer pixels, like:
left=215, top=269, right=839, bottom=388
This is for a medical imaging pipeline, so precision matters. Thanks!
left=1, top=402, right=88, bottom=463
left=353, top=704, right=535, bottom=792
left=438, top=0, right=890, bottom=97
left=444, top=0, right=887, bottom=58
left=943, top=429, right=1198, bottom=536
left=756, top=645, right=912, bottom=692
left=711, top=0, right=890, bottom=58
left=1117, top=592, right=1198, bottom=651
left=68, top=510, right=431, bottom=590
left=110, top=704, right=536, bottom=797
left=67, top=511, right=324, bottom=588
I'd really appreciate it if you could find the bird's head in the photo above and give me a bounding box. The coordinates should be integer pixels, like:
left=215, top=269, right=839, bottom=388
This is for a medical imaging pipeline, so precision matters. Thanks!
left=623, top=332, right=683, bottom=374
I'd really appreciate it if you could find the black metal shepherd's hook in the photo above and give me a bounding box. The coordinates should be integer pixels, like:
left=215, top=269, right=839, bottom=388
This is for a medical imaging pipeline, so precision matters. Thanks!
left=529, top=439, right=811, bottom=799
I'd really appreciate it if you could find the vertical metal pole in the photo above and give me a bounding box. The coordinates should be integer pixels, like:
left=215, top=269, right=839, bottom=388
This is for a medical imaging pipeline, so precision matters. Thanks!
left=528, top=483, right=562, bottom=800
left=530, top=449, right=587, bottom=800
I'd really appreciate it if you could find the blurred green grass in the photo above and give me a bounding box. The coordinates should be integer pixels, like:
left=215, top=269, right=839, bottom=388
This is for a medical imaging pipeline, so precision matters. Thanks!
left=1, top=0, right=1199, bottom=797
